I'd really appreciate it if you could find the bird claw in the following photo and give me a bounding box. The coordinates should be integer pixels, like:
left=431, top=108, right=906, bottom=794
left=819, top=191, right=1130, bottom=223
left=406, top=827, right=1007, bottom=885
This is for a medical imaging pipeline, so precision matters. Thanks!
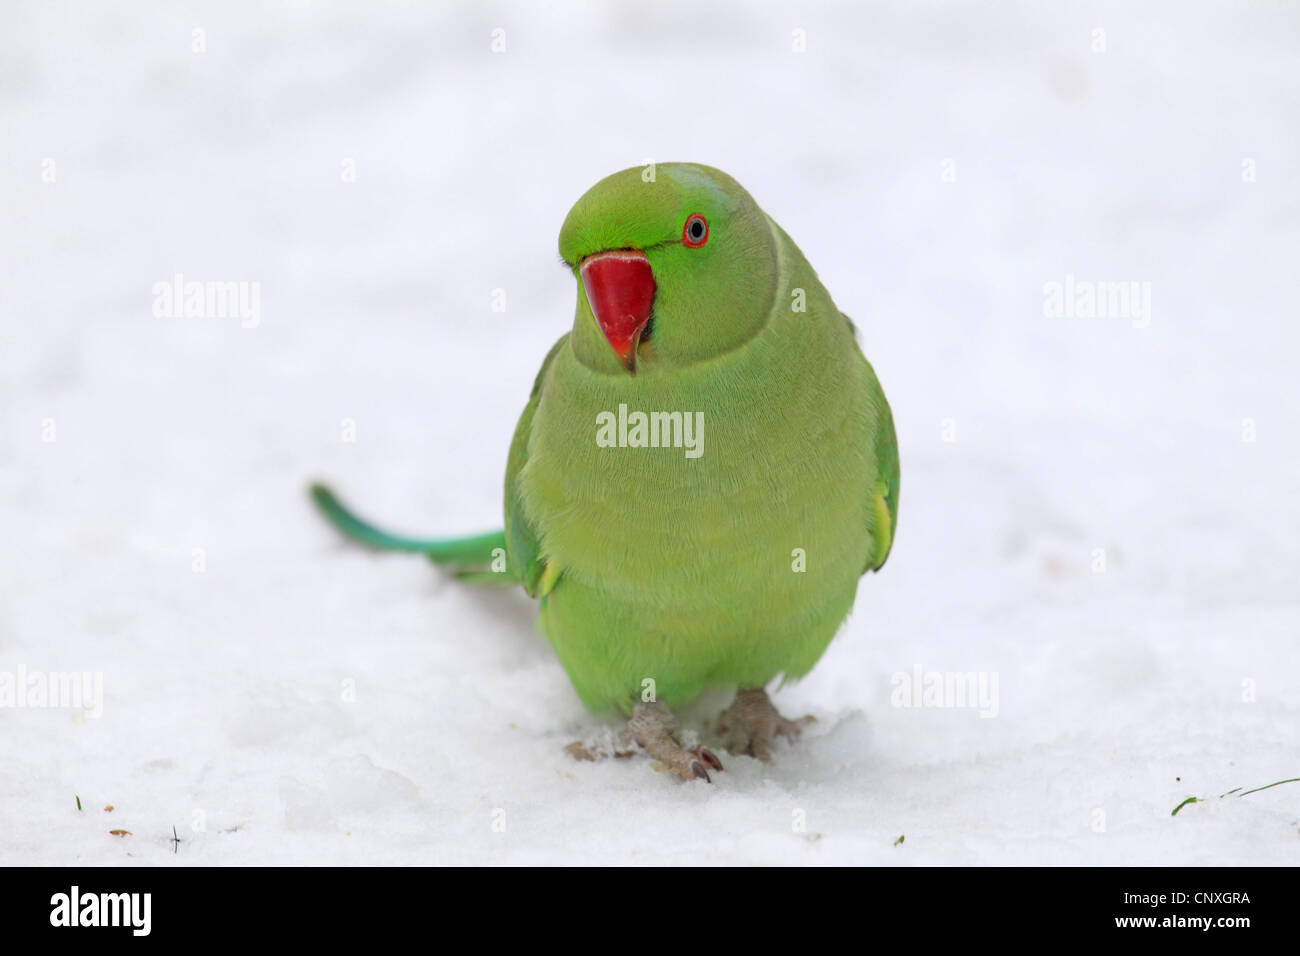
left=693, top=745, right=724, bottom=772
left=624, top=701, right=725, bottom=783
left=655, top=740, right=723, bottom=783
left=686, top=745, right=724, bottom=781
left=714, top=689, right=812, bottom=761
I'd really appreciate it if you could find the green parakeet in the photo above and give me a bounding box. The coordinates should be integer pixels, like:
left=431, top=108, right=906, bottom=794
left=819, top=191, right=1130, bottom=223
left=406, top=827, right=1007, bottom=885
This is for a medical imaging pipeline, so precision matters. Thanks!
left=312, top=163, right=899, bottom=781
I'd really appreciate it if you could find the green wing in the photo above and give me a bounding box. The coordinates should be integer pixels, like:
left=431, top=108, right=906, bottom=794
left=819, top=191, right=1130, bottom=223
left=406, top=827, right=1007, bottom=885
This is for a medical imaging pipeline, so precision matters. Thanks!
left=504, top=334, right=567, bottom=597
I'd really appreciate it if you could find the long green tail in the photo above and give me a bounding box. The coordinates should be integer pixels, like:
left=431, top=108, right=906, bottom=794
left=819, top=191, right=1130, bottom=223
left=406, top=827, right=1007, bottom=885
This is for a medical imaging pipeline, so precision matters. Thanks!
left=309, top=482, right=506, bottom=568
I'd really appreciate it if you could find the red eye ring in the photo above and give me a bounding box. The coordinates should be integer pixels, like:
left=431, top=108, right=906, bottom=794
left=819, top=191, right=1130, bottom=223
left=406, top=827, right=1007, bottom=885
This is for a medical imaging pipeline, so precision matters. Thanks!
left=682, top=213, right=709, bottom=248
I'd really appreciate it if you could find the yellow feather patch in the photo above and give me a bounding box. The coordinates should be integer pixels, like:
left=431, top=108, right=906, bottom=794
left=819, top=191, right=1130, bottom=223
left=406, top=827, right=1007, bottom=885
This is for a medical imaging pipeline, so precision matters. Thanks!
left=537, top=562, right=560, bottom=597
left=867, top=482, right=893, bottom=571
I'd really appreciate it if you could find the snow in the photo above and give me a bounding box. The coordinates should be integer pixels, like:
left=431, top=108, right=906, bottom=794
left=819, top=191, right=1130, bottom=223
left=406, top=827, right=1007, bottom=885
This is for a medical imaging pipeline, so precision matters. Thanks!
left=2, top=0, right=1297, bottom=865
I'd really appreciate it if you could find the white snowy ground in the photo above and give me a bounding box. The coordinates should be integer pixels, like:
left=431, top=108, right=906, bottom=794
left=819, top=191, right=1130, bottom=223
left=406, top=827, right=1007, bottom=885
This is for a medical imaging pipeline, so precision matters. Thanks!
left=2, top=1, right=1297, bottom=866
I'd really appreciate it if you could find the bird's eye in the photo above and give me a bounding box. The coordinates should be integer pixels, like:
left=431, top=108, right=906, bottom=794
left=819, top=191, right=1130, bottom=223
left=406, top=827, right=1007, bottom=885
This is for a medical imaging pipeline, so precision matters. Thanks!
left=682, top=214, right=709, bottom=248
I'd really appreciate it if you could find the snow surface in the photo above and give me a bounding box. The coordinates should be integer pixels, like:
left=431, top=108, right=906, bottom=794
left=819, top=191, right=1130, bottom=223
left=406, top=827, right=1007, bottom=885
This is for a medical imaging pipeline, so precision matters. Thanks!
left=2, top=1, right=1298, bottom=866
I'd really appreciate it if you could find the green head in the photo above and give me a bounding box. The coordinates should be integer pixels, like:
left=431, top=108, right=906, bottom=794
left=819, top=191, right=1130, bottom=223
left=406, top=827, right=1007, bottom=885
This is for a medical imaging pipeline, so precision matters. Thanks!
left=558, top=163, right=779, bottom=375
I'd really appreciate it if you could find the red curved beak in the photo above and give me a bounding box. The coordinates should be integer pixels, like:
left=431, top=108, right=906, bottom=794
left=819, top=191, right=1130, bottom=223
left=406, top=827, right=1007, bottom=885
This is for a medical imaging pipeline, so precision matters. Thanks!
left=580, top=250, right=655, bottom=372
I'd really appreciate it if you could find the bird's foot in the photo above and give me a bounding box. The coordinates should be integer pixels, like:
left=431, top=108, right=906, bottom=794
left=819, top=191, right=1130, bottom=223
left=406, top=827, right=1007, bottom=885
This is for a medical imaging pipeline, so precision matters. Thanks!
left=713, top=688, right=814, bottom=761
left=623, top=701, right=724, bottom=782
left=564, top=739, right=636, bottom=762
